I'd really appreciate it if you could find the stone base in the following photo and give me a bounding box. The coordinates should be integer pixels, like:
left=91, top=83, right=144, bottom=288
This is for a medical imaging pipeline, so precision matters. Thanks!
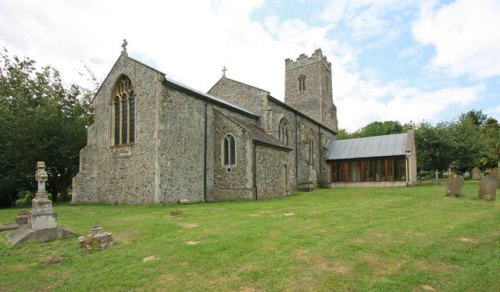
left=7, top=225, right=77, bottom=245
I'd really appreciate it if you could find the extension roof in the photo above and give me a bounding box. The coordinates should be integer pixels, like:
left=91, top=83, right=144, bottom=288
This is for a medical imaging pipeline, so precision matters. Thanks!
left=328, top=133, right=409, bottom=160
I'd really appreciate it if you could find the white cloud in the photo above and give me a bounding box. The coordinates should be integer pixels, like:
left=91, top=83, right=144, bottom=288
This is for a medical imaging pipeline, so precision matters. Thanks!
left=336, top=79, right=484, bottom=130
left=413, top=0, right=500, bottom=79
left=0, top=0, right=492, bottom=133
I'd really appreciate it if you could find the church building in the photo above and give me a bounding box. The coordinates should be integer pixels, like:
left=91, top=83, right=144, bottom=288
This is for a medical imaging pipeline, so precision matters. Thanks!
left=72, top=46, right=338, bottom=204
left=72, top=44, right=417, bottom=204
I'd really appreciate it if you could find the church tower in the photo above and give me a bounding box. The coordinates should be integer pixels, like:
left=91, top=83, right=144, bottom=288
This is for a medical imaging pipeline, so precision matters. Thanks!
left=285, top=49, right=338, bottom=131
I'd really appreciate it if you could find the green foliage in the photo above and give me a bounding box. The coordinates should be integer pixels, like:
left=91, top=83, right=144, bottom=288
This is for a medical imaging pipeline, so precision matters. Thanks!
left=0, top=48, right=94, bottom=207
left=414, top=122, right=454, bottom=172
left=479, top=117, right=500, bottom=169
left=0, top=183, right=498, bottom=291
left=340, top=121, right=407, bottom=139
left=341, top=110, right=498, bottom=173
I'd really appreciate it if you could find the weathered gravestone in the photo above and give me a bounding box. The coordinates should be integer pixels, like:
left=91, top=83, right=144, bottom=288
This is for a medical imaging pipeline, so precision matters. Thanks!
left=489, top=168, right=500, bottom=188
left=7, top=162, right=76, bottom=245
left=471, top=167, right=481, bottom=180
left=478, top=176, right=496, bottom=201
left=78, top=224, right=114, bottom=250
left=445, top=172, right=464, bottom=197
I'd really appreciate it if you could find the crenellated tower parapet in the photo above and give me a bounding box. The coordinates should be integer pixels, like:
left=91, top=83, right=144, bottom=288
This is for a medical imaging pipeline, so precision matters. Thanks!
left=284, top=49, right=337, bottom=131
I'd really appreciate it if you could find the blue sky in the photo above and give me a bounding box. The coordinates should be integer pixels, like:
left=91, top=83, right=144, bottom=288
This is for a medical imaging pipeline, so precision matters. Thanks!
left=0, top=0, right=499, bottom=131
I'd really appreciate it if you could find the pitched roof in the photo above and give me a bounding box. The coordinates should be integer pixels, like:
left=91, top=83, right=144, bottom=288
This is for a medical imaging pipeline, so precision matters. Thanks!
left=165, top=77, right=258, bottom=117
left=327, top=133, right=409, bottom=160
left=236, top=119, right=291, bottom=151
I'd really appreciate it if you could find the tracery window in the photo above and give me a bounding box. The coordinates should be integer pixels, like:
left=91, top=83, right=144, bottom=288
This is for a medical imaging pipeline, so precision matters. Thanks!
left=278, top=118, right=289, bottom=146
left=112, top=75, right=135, bottom=145
left=298, top=74, right=306, bottom=92
left=223, top=134, right=236, bottom=167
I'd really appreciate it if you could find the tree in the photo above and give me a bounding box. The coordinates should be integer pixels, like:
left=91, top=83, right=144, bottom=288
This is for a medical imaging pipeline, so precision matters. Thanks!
left=0, top=48, right=93, bottom=207
left=479, top=117, right=500, bottom=169
left=356, top=121, right=404, bottom=137
left=414, top=122, right=454, bottom=174
left=448, top=115, right=482, bottom=172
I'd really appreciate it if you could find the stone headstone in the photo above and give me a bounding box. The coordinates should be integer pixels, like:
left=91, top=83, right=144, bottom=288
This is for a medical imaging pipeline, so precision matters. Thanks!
left=7, top=161, right=76, bottom=245
left=471, top=167, right=481, bottom=180
left=489, top=168, right=500, bottom=188
left=78, top=224, right=114, bottom=250
left=478, top=176, right=496, bottom=201
left=445, top=171, right=464, bottom=197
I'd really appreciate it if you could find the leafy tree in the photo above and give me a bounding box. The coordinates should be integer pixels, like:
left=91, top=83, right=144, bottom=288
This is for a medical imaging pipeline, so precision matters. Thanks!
left=448, top=115, right=482, bottom=172
left=460, top=109, right=487, bottom=127
left=414, top=122, right=454, bottom=174
left=0, top=48, right=93, bottom=207
left=357, top=121, right=404, bottom=137
left=479, top=117, right=500, bottom=169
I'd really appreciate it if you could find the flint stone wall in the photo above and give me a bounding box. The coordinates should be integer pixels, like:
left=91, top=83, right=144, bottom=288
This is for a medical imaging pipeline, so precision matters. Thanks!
left=208, top=110, right=254, bottom=201
left=73, top=55, right=162, bottom=204
left=255, top=144, right=290, bottom=199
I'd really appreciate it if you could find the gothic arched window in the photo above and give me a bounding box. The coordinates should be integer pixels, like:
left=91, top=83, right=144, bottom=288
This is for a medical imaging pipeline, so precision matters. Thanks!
left=112, top=75, right=135, bottom=145
left=223, top=134, right=236, bottom=167
left=307, top=129, right=314, bottom=164
left=278, top=118, right=289, bottom=146
left=298, top=74, right=306, bottom=92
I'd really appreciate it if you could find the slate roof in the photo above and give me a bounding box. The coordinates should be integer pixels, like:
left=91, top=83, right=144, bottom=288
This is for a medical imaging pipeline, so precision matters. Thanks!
left=327, top=133, right=408, bottom=160
left=165, top=77, right=258, bottom=117
left=235, top=119, right=292, bottom=151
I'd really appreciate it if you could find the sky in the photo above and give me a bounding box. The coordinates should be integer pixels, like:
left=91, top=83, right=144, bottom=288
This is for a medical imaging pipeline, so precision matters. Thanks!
left=0, top=0, right=499, bottom=131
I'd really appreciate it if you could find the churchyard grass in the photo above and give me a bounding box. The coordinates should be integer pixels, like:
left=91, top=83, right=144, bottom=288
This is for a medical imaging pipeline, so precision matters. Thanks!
left=0, top=181, right=498, bottom=291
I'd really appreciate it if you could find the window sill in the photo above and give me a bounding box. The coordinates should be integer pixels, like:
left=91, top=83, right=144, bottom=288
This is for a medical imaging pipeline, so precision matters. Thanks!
left=111, top=143, right=135, bottom=148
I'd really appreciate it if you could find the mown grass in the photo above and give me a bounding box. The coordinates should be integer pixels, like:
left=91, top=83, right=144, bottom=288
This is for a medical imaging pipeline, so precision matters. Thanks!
left=0, top=181, right=498, bottom=291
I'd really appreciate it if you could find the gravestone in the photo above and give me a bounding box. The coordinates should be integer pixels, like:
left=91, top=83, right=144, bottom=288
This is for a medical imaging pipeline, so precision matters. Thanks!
left=7, top=162, right=76, bottom=245
left=445, top=171, right=463, bottom=197
left=478, top=176, right=496, bottom=201
left=78, top=224, right=114, bottom=250
left=471, top=167, right=481, bottom=180
left=490, top=168, right=500, bottom=188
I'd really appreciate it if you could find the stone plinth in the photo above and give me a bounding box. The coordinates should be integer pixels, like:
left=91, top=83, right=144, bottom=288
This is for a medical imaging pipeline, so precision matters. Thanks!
left=78, top=225, right=114, bottom=250
left=7, top=161, right=76, bottom=245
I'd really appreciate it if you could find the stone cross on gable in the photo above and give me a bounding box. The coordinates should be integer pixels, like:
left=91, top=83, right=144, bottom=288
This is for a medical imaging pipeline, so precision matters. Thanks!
left=35, top=161, right=48, bottom=199
left=222, top=66, right=227, bottom=77
left=121, top=39, right=128, bottom=56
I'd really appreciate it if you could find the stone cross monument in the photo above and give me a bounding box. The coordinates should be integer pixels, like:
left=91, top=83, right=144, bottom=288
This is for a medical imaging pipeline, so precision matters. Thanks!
left=7, top=161, right=76, bottom=245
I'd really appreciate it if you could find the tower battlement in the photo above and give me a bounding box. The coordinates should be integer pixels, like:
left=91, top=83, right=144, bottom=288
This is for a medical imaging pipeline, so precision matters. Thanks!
left=285, top=49, right=331, bottom=71
left=284, top=49, right=337, bottom=131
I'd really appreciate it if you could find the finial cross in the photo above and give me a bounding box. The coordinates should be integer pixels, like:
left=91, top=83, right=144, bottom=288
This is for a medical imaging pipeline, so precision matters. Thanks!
left=222, top=66, right=227, bottom=77
left=122, top=39, right=128, bottom=54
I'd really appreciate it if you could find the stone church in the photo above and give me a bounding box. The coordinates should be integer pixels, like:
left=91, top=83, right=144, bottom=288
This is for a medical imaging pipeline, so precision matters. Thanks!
left=72, top=45, right=338, bottom=204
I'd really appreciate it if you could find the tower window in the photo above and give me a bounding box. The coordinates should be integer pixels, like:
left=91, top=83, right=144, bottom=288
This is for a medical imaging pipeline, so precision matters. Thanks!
left=298, top=74, right=306, bottom=92
left=223, top=134, right=236, bottom=167
left=111, top=75, right=135, bottom=146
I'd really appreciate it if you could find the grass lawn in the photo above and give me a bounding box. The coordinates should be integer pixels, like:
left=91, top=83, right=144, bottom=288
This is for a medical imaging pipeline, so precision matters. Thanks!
left=0, top=181, right=498, bottom=291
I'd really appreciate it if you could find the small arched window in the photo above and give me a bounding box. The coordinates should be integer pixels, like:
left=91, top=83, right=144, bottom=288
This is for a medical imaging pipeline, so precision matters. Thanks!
left=307, top=129, right=314, bottom=164
left=278, top=118, right=289, bottom=146
left=223, top=134, right=236, bottom=167
left=298, top=74, right=306, bottom=92
left=112, top=75, right=135, bottom=145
